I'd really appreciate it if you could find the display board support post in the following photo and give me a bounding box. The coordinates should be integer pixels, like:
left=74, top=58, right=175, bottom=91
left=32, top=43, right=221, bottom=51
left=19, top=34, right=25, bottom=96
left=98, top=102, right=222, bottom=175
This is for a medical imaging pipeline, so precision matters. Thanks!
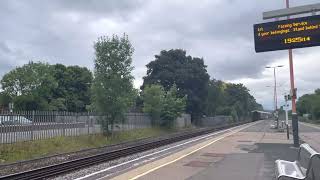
left=286, top=0, right=299, bottom=147
left=259, top=2, right=320, bottom=146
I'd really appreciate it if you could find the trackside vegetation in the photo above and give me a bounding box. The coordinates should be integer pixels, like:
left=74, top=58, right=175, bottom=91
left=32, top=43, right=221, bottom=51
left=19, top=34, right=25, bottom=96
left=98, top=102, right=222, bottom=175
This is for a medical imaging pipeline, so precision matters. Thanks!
left=297, top=89, right=320, bottom=122
left=142, top=84, right=186, bottom=127
left=0, top=33, right=262, bottom=134
left=0, top=127, right=175, bottom=164
left=91, top=34, right=136, bottom=134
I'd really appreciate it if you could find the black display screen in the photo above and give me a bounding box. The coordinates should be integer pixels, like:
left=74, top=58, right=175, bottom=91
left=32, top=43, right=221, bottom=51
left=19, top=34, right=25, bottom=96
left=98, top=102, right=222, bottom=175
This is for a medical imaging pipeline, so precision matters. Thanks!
left=254, top=15, right=320, bottom=52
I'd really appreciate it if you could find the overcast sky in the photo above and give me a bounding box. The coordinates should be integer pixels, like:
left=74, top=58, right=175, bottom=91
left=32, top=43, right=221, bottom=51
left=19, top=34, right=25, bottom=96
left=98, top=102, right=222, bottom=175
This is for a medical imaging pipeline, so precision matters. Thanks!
left=1, top=0, right=320, bottom=110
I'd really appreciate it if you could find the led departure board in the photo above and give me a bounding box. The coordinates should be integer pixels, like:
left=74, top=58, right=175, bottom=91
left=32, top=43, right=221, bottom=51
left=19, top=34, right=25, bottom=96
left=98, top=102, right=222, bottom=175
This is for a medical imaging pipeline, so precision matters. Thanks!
left=254, top=15, right=320, bottom=52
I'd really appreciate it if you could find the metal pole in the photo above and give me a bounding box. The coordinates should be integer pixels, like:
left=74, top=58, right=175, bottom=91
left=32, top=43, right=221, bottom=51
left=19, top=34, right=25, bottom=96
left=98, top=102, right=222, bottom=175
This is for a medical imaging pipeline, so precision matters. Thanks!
left=274, top=67, right=279, bottom=128
left=285, top=97, right=290, bottom=139
left=274, top=68, right=277, bottom=110
left=286, top=0, right=299, bottom=147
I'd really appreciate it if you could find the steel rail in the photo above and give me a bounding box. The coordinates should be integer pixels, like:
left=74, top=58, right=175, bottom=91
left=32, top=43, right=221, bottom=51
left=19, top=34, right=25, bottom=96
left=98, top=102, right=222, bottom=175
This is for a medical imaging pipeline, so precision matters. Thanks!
left=0, top=121, right=250, bottom=180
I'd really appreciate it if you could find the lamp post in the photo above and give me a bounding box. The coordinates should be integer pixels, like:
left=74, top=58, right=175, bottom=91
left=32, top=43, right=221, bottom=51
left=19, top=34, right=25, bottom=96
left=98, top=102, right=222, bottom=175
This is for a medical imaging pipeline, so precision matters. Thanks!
left=265, top=65, right=284, bottom=128
left=265, top=85, right=276, bottom=111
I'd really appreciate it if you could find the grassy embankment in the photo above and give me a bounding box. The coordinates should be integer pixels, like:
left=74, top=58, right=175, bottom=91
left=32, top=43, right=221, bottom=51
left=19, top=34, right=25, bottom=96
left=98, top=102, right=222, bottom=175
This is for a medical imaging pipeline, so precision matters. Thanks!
left=0, top=128, right=177, bottom=164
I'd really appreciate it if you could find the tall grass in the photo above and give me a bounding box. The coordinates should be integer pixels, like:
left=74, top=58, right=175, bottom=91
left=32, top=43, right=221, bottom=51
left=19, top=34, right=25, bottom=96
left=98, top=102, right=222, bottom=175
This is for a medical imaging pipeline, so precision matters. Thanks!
left=0, top=127, right=173, bottom=164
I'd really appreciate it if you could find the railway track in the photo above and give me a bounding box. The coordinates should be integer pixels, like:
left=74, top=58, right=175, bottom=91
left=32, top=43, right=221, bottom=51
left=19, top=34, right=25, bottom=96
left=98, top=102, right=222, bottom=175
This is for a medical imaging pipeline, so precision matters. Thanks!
left=0, top=121, right=251, bottom=180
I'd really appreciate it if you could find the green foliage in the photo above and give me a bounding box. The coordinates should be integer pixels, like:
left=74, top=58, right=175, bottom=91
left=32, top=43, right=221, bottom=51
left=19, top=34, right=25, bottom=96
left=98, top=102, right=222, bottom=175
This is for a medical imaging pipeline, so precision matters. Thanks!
left=142, top=85, right=165, bottom=125
left=215, top=106, right=232, bottom=116
left=1, top=62, right=56, bottom=97
left=142, top=84, right=186, bottom=128
left=13, top=95, right=48, bottom=111
left=141, top=49, right=260, bottom=123
left=142, top=49, right=209, bottom=122
left=0, top=62, right=92, bottom=111
left=205, top=79, right=226, bottom=116
left=230, top=108, right=238, bottom=122
left=51, top=64, right=92, bottom=112
left=0, top=92, right=11, bottom=109
left=92, top=34, right=135, bottom=134
left=48, top=98, right=67, bottom=111
left=0, top=128, right=173, bottom=164
left=0, top=39, right=261, bottom=127
left=161, top=85, right=186, bottom=127
left=297, top=89, right=320, bottom=121
left=205, top=80, right=262, bottom=120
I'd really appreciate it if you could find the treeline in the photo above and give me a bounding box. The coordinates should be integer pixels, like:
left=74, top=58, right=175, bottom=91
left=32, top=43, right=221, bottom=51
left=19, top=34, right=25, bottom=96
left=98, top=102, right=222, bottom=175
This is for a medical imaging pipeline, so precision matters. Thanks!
left=297, top=89, right=320, bottom=121
left=0, top=62, right=92, bottom=112
left=141, top=49, right=263, bottom=122
left=0, top=34, right=262, bottom=130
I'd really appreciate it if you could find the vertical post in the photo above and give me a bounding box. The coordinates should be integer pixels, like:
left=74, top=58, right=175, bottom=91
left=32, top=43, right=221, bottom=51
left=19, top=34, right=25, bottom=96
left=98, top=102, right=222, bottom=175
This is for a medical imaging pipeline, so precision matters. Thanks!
left=45, top=111, right=47, bottom=139
left=274, top=67, right=279, bottom=129
left=5, top=112, right=8, bottom=143
left=31, top=111, right=34, bottom=140
left=0, top=111, right=2, bottom=144
left=62, top=111, right=66, bottom=137
left=40, top=111, right=42, bottom=140
left=274, top=68, right=278, bottom=110
left=286, top=0, right=299, bottom=147
left=284, top=94, right=289, bottom=139
left=87, top=112, right=90, bottom=135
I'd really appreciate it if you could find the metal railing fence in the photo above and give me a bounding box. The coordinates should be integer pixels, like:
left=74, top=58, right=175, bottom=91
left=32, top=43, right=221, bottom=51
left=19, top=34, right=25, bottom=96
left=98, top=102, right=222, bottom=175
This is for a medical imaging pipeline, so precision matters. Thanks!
left=0, top=111, right=151, bottom=144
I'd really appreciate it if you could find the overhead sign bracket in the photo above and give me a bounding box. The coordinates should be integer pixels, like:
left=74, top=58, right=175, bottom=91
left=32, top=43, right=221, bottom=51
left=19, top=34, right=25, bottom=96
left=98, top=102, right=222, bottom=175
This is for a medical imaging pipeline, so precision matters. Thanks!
left=263, top=3, right=320, bottom=20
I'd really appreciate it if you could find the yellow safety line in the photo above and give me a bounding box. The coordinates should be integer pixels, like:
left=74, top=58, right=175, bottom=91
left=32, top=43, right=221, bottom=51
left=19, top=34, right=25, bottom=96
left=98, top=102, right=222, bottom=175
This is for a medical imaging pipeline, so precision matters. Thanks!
left=129, top=122, right=258, bottom=180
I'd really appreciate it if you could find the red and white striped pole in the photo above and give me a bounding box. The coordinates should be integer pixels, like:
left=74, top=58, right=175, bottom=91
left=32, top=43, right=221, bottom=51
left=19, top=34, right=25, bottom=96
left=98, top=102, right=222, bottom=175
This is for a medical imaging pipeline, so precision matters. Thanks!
left=286, top=0, right=299, bottom=147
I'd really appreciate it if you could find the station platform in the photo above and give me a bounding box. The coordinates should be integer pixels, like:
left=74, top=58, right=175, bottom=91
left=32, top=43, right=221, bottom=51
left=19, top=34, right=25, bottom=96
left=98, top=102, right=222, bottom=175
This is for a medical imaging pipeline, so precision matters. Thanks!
left=110, top=120, right=320, bottom=180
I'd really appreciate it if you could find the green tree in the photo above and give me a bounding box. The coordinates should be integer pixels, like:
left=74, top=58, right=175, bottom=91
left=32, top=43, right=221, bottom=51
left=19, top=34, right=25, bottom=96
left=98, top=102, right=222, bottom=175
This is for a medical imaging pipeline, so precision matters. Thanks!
left=297, top=89, right=320, bottom=121
left=48, top=98, right=67, bottom=111
left=161, top=85, right=187, bottom=128
left=0, top=92, right=12, bottom=110
left=52, top=65, right=92, bottom=112
left=142, top=49, right=209, bottom=122
left=0, top=62, right=93, bottom=111
left=215, top=106, right=232, bottom=116
left=13, top=94, right=49, bottom=111
left=142, top=84, right=165, bottom=125
left=142, top=84, right=186, bottom=128
left=206, top=80, right=262, bottom=121
left=223, top=83, right=260, bottom=120
left=1, top=62, right=57, bottom=110
left=1, top=62, right=57, bottom=98
left=92, top=34, right=135, bottom=134
left=205, top=79, right=226, bottom=116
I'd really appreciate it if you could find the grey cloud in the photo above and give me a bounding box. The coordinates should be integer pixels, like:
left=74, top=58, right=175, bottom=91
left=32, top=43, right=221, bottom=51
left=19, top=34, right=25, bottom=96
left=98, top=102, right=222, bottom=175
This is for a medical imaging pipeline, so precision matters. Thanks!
left=0, top=42, right=11, bottom=54
left=0, top=43, right=21, bottom=77
left=1, top=0, right=320, bottom=109
left=125, top=1, right=288, bottom=81
left=54, top=0, right=143, bottom=16
left=0, top=0, right=145, bottom=73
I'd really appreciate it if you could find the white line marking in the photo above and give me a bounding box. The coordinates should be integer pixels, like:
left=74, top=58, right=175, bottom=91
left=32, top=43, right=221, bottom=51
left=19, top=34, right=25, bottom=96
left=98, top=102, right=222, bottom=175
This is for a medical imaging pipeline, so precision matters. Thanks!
left=128, top=122, right=256, bottom=180
left=75, top=122, right=256, bottom=180
left=98, top=149, right=175, bottom=179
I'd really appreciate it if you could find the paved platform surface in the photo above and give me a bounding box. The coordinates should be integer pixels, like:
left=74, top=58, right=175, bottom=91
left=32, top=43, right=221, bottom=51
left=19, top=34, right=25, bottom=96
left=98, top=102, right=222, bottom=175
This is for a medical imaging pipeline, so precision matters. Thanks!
left=110, top=120, right=320, bottom=180
left=299, top=122, right=320, bottom=151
